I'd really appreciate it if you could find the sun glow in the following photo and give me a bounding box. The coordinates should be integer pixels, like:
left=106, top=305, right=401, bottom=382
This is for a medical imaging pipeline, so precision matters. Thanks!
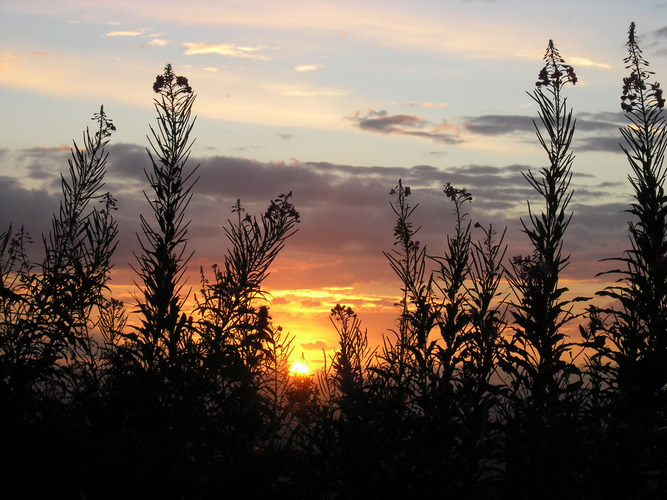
left=289, top=357, right=310, bottom=376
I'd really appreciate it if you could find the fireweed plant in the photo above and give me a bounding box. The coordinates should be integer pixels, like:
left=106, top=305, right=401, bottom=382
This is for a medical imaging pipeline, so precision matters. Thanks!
left=583, top=22, right=667, bottom=496
left=0, top=107, right=119, bottom=496
left=497, top=40, right=594, bottom=498
left=504, top=40, right=585, bottom=413
left=0, top=106, right=118, bottom=401
left=380, top=179, right=435, bottom=396
left=128, top=64, right=199, bottom=371
left=432, top=183, right=474, bottom=395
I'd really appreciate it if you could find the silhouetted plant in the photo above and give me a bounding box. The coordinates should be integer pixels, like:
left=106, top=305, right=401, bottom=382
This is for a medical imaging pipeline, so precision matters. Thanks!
left=431, top=183, right=473, bottom=399
left=583, top=22, right=667, bottom=496
left=196, top=194, right=299, bottom=372
left=460, top=222, right=507, bottom=399
left=130, top=64, right=198, bottom=371
left=500, top=40, right=589, bottom=499
left=0, top=106, right=117, bottom=399
left=455, top=222, right=508, bottom=492
left=327, top=304, right=374, bottom=405
left=307, top=304, right=379, bottom=498
left=380, top=179, right=438, bottom=401
left=504, top=40, right=583, bottom=413
left=194, top=194, right=301, bottom=478
left=0, top=107, right=118, bottom=497
left=44, top=107, right=119, bottom=394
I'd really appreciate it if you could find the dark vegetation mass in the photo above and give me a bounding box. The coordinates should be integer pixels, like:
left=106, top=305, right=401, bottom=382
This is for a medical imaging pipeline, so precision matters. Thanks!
left=2, top=24, right=667, bottom=499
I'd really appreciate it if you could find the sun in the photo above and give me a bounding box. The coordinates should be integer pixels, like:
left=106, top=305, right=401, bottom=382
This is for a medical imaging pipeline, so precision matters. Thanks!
left=289, top=356, right=310, bottom=376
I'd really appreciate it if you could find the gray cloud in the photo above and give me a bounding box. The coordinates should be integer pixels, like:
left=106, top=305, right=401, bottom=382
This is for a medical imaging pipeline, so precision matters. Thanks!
left=0, top=143, right=638, bottom=301
left=350, top=110, right=626, bottom=154
left=463, top=115, right=535, bottom=136
left=349, top=109, right=463, bottom=144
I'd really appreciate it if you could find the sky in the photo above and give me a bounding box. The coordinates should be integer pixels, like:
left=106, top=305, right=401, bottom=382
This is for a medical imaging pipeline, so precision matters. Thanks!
left=2, top=0, right=667, bottom=369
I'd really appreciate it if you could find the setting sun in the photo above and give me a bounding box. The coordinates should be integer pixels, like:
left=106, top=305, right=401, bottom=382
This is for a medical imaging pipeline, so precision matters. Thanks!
left=289, top=358, right=310, bottom=376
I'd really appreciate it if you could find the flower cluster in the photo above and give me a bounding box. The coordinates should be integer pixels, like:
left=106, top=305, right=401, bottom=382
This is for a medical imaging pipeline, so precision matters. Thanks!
left=390, top=185, right=411, bottom=196
left=265, top=192, right=300, bottom=223
left=92, top=105, right=116, bottom=141
left=443, top=182, right=472, bottom=203
left=535, top=64, right=577, bottom=88
left=535, top=40, right=577, bottom=89
left=331, top=303, right=356, bottom=318
left=621, top=72, right=664, bottom=111
left=153, top=64, right=193, bottom=94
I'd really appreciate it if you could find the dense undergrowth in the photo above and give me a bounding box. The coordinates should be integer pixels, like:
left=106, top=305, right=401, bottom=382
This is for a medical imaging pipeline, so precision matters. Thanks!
left=2, top=24, right=667, bottom=499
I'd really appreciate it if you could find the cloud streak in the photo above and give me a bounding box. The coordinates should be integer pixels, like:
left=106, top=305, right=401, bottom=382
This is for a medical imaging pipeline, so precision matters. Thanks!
left=182, top=42, right=271, bottom=59
left=350, top=109, right=462, bottom=144
left=105, top=31, right=142, bottom=37
left=294, top=64, right=324, bottom=72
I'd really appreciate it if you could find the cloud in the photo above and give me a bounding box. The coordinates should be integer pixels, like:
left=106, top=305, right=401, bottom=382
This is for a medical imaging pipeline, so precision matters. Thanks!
left=301, top=298, right=323, bottom=308
left=463, top=115, right=534, bottom=136
left=569, top=57, right=612, bottom=70
left=300, top=340, right=333, bottom=351
left=350, top=109, right=462, bottom=144
left=575, top=136, right=623, bottom=154
left=0, top=176, right=60, bottom=248
left=403, top=101, right=448, bottom=109
left=277, top=133, right=293, bottom=140
left=148, top=39, right=169, bottom=47
left=460, top=112, right=625, bottom=154
left=294, top=64, right=324, bottom=72
left=105, top=31, right=142, bottom=37
left=182, top=42, right=270, bottom=60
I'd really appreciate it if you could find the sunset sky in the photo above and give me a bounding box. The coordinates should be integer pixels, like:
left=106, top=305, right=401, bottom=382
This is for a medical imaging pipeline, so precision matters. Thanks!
left=2, top=0, right=667, bottom=368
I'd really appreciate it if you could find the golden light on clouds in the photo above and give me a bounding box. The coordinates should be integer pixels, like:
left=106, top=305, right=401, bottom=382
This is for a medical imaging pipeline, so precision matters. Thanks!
left=294, top=64, right=324, bottom=72
left=400, top=101, right=449, bottom=108
left=148, top=39, right=170, bottom=47
left=105, top=31, right=142, bottom=37
left=182, top=42, right=271, bottom=60
left=569, top=57, right=612, bottom=69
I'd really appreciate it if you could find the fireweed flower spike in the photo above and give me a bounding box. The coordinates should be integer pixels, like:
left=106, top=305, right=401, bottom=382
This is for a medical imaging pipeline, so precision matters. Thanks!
left=152, top=64, right=193, bottom=94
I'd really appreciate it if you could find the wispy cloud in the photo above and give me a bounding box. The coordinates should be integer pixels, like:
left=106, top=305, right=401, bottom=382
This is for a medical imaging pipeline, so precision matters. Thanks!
left=182, top=42, right=270, bottom=60
left=569, top=57, right=612, bottom=69
left=402, top=101, right=449, bottom=109
left=148, top=39, right=169, bottom=47
left=105, top=31, right=142, bottom=37
left=294, top=64, right=324, bottom=72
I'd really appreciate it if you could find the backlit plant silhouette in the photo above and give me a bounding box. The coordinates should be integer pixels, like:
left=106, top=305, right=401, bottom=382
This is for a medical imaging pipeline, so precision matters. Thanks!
left=0, top=107, right=119, bottom=497
left=584, top=22, right=667, bottom=496
left=504, top=40, right=584, bottom=413
left=129, top=64, right=198, bottom=371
